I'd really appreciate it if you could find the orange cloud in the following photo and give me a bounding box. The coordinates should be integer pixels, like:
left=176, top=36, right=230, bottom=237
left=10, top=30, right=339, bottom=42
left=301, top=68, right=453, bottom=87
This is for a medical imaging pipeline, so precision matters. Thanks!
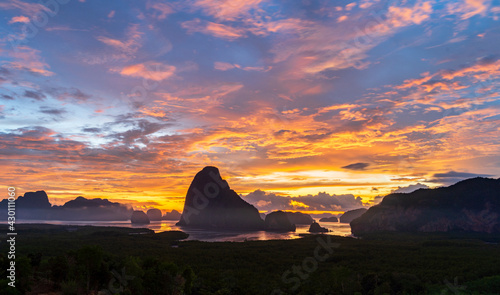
left=447, top=0, right=491, bottom=19
left=7, top=46, right=54, bottom=76
left=8, top=15, right=30, bottom=24
left=0, top=0, right=50, bottom=16
left=182, top=19, right=245, bottom=40
left=193, top=0, right=264, bottom=21
left=259, top=18, right=310, bottom=34
left=113, top=62, right=176, bottom=81
left=397, top=73, right=435, bottom=89
left=290, top=200, right=309, bottom=208
left=394, top=58, right=500, bottom=100
left=441, top=59, right=500, bottom=80
left=386, top=1, right=433, bottom=27
left=265, top=2, right=434, bottom=78
left=337, top=15, right=348, bottom=23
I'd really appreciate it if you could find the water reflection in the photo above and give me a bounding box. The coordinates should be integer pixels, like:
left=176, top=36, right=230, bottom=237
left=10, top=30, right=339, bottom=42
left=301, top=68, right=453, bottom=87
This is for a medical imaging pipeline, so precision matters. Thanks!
left=13, top=220, right=352, bottom=242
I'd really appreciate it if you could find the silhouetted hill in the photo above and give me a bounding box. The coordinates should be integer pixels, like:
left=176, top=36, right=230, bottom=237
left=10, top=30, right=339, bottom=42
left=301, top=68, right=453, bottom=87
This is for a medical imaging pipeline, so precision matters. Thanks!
left=339, top=208, right=367, bottom=223
left=284, top=211, right=314, bottom=224
left=319, top=216, right=339, bottom=222
left=176, top=166, right=265, bottom=230
left=0, top=190, right=51, bottom=209
left=131, top=210, right=150, bottom=224
left=265, top=211, right=296, bottom=232
left=53, top=196, right=132, bottom=221
left=0, top=192, right=132, bottom=221
left=61, top=196, right=119, bottom=208
left=147, top=208, right=162, bottom=221
left=351, top=177, right=500, bottom=235
left=17, top=191, right=52, bottom=209
left=163, top=209, right=182, bottom=220
left=308, top=221, right=328, bottom=233
left=0, top=190, right=52, bottom=219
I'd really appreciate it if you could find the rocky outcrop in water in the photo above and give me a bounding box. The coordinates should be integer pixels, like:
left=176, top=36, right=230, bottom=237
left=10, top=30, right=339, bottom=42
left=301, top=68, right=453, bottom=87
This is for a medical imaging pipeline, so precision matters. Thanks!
left=285, top=212, right=314, bottom=224
left=163, top=209, right=182, bottom=220
left=131, top=211, right=150, bottom=224
left=351, top=178, right=500, bottom=236
left=176, top=166, right=265, bottom=230
left=265, top=211, right=296, bottom=232
left=308, top=221, right=328, bottom=233
left=340, top=208, right=368, bottom=223
left=147, top=208, right=162, bottom=221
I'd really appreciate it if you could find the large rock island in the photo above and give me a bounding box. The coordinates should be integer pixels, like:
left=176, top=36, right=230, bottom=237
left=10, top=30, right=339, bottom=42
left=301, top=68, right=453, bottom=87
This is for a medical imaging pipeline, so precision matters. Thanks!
left=176, top=166, right=265, bottom=230
left=284, top=212, right=314, bottom=225
left=147, top=208, right=162, bottom=221
left=351, top=177, right=500, bottom=236
left=308, top=221, right=328, bottom=233
left=265, top=211, right=296, bottom=232
left=131, top=211, right=150, bottom=224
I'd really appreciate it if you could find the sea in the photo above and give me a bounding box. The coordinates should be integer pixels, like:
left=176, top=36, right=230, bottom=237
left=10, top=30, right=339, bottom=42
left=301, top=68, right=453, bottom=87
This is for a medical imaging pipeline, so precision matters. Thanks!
left=11, top=220, right=353, bottom=242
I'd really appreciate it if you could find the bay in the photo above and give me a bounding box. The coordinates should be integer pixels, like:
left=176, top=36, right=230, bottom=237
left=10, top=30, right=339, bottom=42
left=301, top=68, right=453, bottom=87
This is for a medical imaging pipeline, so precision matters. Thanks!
left=7, top=220, right=353, bottom=241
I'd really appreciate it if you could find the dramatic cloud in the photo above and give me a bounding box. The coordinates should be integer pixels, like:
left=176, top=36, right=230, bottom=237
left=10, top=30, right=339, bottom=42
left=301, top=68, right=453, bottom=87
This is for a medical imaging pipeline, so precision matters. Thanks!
left=429, top=171, right=493, bottom=185
left=447, top=0, right=491, bottom=19
left=8, top=15, right=30, bottom=24
left=192, top=0, right=264, bottom=21
left=0, top=0, right=50, bottom=16
left=392, top=183, right=430, bottom=194
left=96, top=24, right=143, bottom=58
left=5, top=46, right=54, bottom=76
left=113, top=62, right=176, bottom=81
left=386, top=1, right=433, bottom=27
left=342, top=163, right=370, bottom=171
left=243, top=189, right=365, bottom=213
left=181, top=19, right=246, bottom=40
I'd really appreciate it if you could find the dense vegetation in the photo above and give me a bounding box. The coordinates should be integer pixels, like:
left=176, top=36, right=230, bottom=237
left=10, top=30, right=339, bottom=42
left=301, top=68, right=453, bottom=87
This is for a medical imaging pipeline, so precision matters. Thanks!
left=1, top=224, right=500, bottom=294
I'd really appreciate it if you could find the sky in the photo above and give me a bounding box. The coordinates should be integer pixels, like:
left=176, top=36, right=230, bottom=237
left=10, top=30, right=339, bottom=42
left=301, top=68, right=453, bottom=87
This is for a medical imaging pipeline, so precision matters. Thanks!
left=0, top=0, right=499, bottom=213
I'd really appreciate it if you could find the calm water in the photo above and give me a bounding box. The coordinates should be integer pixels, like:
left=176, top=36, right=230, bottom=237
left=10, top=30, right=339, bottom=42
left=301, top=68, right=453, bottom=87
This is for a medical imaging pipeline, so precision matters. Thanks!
left=12, top=220, right=353, bottom=242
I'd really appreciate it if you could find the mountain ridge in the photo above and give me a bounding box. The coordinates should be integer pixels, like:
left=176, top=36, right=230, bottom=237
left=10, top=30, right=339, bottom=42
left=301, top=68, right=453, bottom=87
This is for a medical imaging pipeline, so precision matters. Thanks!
left=351, top=177, right=500, bottom=235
